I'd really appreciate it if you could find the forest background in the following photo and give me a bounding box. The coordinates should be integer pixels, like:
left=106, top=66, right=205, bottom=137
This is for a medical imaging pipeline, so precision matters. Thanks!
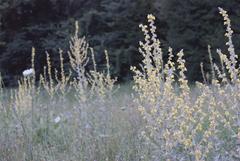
left=0, top=0, right=240, bottom=86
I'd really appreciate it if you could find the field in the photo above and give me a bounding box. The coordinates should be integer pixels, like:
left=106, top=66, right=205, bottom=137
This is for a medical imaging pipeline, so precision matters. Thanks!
left=0, top=8, right=240, bottom=161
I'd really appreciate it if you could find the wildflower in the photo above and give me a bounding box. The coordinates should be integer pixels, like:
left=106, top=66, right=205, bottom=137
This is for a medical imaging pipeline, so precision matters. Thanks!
left=54, top=116, right=61, bottom=123
left=22, top=68, right=34, bottom=77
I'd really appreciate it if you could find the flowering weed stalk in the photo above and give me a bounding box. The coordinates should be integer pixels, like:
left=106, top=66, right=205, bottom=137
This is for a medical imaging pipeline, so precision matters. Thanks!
left=132, top=8, right=240, bottom=160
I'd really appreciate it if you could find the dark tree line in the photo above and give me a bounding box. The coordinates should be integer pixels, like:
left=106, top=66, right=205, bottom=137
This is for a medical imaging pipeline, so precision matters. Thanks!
left=0, top=0, right=240, bottom=86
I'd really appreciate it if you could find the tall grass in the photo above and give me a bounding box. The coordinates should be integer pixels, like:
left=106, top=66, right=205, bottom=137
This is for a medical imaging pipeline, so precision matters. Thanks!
left=0, top=8, right=240, bottom=161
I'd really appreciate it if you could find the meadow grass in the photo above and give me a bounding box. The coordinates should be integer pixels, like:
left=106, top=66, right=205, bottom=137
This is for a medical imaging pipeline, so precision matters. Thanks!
left=0, top=7, right=240, bottom=161
left=0, top=83, right=147, bottom=161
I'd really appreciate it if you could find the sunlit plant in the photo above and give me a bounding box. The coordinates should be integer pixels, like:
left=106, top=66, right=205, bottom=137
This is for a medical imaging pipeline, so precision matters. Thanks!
left=131, top=8, right=240, bottom=160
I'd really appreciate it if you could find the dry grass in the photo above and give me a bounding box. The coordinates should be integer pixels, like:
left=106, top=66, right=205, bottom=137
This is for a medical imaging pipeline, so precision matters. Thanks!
left=0, top=8, right=240, bottom=161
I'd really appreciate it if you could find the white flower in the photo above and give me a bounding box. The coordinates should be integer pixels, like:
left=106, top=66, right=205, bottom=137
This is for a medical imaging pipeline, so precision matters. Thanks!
left=23, top=68, right=34, bottom=77
left=54, top=116, right=61, bottom=123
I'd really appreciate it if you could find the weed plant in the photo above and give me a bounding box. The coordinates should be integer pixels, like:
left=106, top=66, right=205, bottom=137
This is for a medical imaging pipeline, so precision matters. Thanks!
left=132, top=8, right=240, bottom=161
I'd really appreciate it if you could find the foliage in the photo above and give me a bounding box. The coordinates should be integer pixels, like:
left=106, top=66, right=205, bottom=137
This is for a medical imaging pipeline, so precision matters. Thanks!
left=1, top=0, right=240, bottom=85
left=0, top=0, right=158, bottom=85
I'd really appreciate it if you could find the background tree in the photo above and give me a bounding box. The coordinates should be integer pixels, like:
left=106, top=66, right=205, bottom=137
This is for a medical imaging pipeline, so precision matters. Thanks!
left=161, top=0, right=240, bottom=81
left=0, top=0, right=240, bottom=85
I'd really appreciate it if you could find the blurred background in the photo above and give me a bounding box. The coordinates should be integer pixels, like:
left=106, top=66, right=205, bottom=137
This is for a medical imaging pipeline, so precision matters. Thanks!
left=0, top=0, right=240, bottom=86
